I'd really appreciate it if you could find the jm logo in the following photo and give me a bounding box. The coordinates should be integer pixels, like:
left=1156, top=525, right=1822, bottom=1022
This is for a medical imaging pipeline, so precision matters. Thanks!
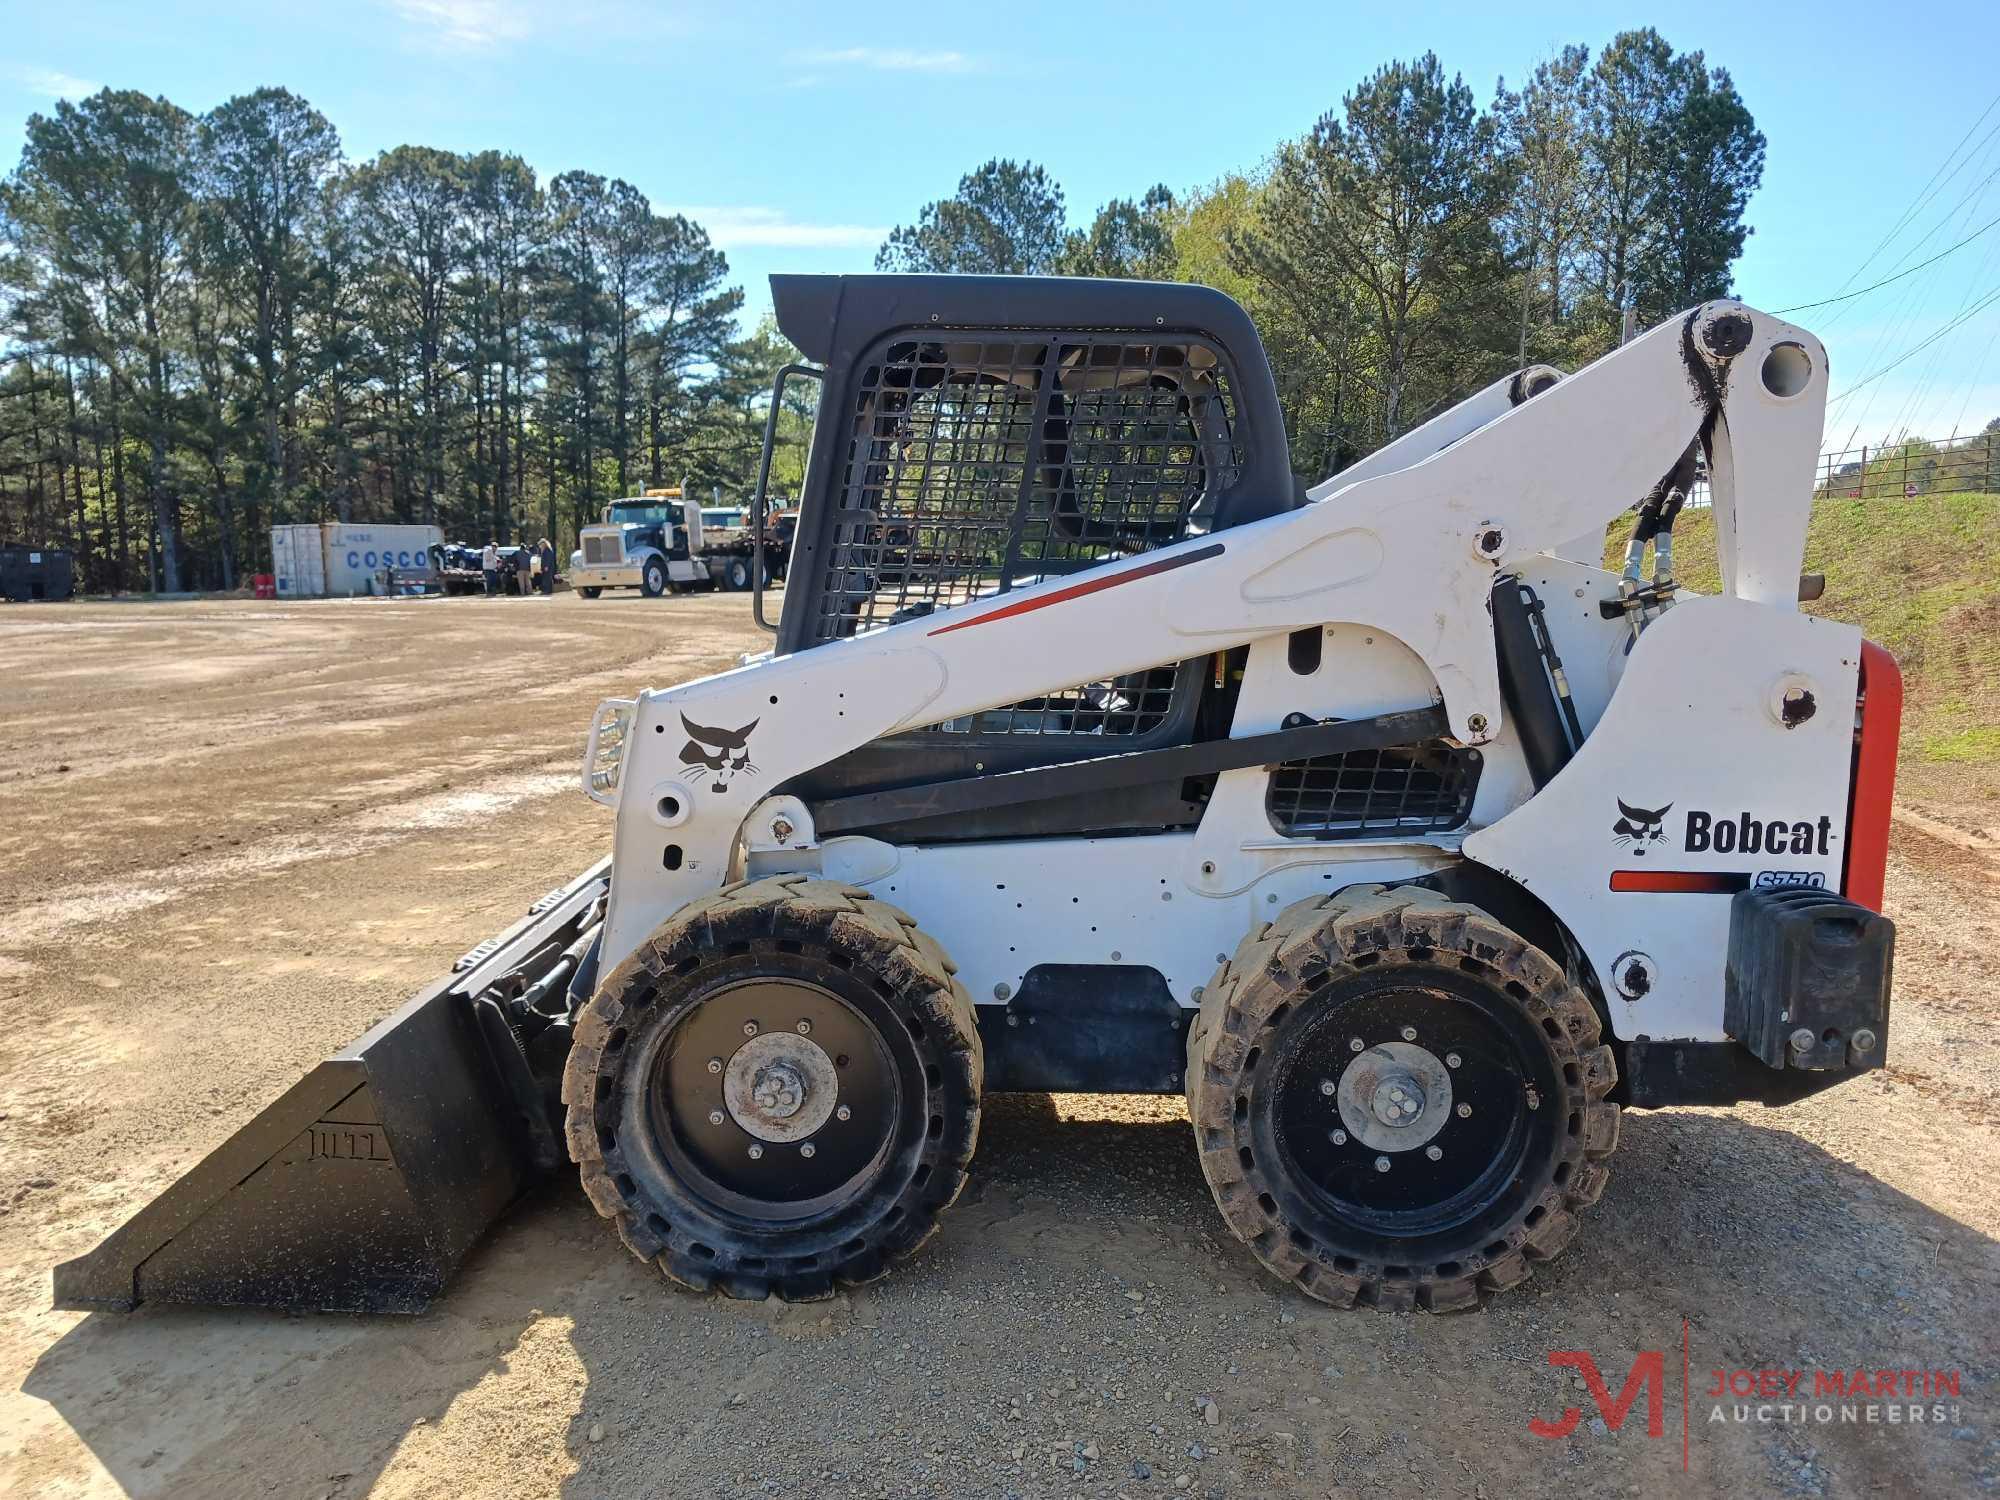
left=1531, top=1351, right=1667, bottom=1439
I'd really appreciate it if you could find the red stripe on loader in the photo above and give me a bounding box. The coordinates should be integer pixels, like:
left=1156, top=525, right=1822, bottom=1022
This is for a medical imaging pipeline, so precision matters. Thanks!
left=1609, top=870, right=1751, bottom=894
left=926, top=542, right=1224, bottom=637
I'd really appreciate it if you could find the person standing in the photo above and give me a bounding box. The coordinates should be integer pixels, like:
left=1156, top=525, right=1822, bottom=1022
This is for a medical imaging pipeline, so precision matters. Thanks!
left=481, top=539, right=499, bottom=596
left=538, top=537, right=556, bottom=594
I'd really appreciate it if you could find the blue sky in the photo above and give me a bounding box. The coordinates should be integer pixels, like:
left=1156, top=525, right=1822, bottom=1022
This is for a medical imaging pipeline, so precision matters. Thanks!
left=8, top=0, right=2000, bottom=450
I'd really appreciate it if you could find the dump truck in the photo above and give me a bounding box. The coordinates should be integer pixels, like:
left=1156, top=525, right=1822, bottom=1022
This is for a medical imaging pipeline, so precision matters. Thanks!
left=57, top=275, right=1898, bottom=1315
left=569, top=489, right=789, bottom=598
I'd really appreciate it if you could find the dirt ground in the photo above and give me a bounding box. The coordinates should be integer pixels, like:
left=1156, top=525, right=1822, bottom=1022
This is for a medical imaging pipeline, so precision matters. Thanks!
left=1, top=593, right=1995, bottom=1500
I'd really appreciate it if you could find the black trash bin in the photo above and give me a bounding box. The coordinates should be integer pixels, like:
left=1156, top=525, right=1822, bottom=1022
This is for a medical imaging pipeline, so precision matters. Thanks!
left=0, top=544, right=29, bottom=603
left=1, top=543, right=76, bottom=602
left=33, top=548, right=75, bottom=601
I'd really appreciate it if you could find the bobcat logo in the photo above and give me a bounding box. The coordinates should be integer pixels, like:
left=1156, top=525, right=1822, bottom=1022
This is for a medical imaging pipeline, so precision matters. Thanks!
left=679, top=714, right=759, bottom=793
left=1612, top=798, right=1672, bottom=855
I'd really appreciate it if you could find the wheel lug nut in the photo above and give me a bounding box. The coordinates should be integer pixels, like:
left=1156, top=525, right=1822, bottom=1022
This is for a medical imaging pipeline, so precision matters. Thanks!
left=836, top=1105, right=852, bottom=1121
left=796, top=1020, right=812, bottom=1035
left=747, top=1144, right=764, bottom=1160
left=1456, top=1103, right=1472, bottom=1118
left=1330, top=1129, right=1348, bottom=1145
left=1349, top=1037, right=1365, bottom=1053
left=1445, top=1052, right=1461, bottom=1069
left=1400, top=1026, right=1417, bottom=1042
left=743, top=1021, right=759, bottom=1037
left=1426, top=1145, right=1443, bottom=1161
left=707, top=1057, right=723, bottom=1074
left=708, top=1109, right=725, bottom=1125
left=1319, top=1078, right=1336, bottom=1096
left=800, top=1142, right=816, bottom=1159
left=1374, top=1156, right=1391, bottom=1173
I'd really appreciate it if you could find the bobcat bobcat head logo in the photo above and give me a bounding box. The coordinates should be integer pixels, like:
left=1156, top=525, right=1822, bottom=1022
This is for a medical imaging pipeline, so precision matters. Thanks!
left=679, top=714, right=759, bottom=793
left=1612, top=798, right=1672, bottom=855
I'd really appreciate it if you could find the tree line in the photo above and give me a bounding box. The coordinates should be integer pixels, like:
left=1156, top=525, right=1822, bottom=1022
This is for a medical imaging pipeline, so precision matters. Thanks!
left=1, top=28, right=1761, bottom=592
left=879, top=30, right=1764, bottom=478
left=0, top=88, right=766, bottom=592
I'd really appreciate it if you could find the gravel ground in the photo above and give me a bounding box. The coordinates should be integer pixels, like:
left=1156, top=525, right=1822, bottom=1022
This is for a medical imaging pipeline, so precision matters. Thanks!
left=0, top=594, right=1994, bottom=1500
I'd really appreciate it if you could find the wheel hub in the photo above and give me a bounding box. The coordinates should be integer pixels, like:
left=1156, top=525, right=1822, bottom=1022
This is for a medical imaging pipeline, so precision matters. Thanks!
left=1335, top=1040, right=1454, bottom=1153
left=649, top=975, right=898, bottom=1211
left=723, top=1031, right=838, bottom=1143
left=752, top=1064, right=804, bottom=1117
left=1369, top=1072, right=1426, bottom=1127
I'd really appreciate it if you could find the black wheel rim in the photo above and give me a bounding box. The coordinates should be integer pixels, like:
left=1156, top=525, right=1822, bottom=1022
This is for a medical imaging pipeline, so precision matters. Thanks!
left=646, top=976, right=902, bottom=1223
left=1250, top=965, right=1563, bottom=1262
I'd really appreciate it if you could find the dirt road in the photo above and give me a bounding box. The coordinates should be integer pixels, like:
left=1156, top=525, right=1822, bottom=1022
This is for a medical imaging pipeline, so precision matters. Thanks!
left=2, top=595, right=1995, bottom=1500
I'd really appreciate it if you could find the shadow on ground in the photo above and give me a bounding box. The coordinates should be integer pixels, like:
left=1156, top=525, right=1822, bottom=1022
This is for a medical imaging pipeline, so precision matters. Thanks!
left=26, top=1099, right=2000, bottom=1499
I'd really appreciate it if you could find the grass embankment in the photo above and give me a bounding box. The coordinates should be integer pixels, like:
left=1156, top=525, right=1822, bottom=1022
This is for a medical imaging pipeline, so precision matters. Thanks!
left=1606, top=494, right=2000, bottom=812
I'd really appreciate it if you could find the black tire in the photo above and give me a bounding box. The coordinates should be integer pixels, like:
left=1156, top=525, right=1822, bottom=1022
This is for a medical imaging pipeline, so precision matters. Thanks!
left=1186, top=884, right=1618, bottom=1311
left=563, top=875, right=983, bottom=1300
left=724, top=558, right=751, bottom=592
left=640, top=557, right=668, bottom=598
left=577, top=586, right=602, bottom=599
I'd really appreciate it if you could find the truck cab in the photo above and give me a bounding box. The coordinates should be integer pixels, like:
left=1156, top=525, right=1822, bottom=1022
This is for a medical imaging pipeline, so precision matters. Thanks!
left=569, top=490, right=703, bottom=598
left=570, top=489, right=791, bottom=598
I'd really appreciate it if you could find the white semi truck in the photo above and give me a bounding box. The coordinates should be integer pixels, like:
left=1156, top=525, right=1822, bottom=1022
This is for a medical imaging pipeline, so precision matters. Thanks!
left=568, top=489, right=789, bottom=598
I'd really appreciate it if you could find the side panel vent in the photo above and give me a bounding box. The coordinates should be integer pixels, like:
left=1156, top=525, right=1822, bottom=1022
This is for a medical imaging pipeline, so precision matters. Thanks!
left=1267, top=741, right=1481, bottom=840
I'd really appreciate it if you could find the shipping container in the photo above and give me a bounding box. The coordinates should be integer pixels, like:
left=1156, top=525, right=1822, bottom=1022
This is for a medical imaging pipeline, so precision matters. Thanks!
left=322, top=524, right=442, bottom=596
left=268, top=523, right=442, bottom=597
left=270, top=524, right=326, bottom=598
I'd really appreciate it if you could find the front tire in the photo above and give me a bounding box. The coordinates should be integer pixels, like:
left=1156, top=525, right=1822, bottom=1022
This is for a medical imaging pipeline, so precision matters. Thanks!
left=563, top=876, right=983, bottom=1300
left=640, top=558, right=668, bottom=598
left=1186, top=884, right=1618, bottom=1311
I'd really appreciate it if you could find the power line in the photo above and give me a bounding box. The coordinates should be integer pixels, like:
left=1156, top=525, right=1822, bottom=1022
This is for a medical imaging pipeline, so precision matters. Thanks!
left=1821, top=90, right=2000, bottom=302
left=1777, top=208, right=2000, bottom=313
left=1950, top=316, right=2000, bottom=434
left=1828, top=281, right=2000, bottom=403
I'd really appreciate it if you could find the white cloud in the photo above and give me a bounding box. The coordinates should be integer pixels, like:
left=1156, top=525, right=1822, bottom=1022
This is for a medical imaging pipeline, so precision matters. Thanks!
left=674, top=206, right=887, bottom=251
left=383, top=0, right=532, bottom=51
left=790, top=46, right=973, bottom=74
left=14, top=67, right=101, bottom=100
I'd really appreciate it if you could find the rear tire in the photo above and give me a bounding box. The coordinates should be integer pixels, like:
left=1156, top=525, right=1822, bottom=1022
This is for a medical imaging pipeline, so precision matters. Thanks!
left=1185, top=884, right=1618, bottom=1311
left=724, top=557, right=752, bottom=591
left=563, top=875, right=983, bottom=1299
left=578, top=586, right=602, bottom=599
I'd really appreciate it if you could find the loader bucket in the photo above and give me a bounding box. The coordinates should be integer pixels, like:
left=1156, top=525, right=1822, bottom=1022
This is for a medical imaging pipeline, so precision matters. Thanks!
left=53, top=861, right=609, bottom=1315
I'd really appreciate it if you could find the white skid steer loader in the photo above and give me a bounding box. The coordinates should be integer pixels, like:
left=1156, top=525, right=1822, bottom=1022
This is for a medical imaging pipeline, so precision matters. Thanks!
left=58, top=275, right=1898, bottom=1315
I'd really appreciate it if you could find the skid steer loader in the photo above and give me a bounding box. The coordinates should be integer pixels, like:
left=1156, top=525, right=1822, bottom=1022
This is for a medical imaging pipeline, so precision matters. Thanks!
left=56, top=275, right=1899, bottom=1315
